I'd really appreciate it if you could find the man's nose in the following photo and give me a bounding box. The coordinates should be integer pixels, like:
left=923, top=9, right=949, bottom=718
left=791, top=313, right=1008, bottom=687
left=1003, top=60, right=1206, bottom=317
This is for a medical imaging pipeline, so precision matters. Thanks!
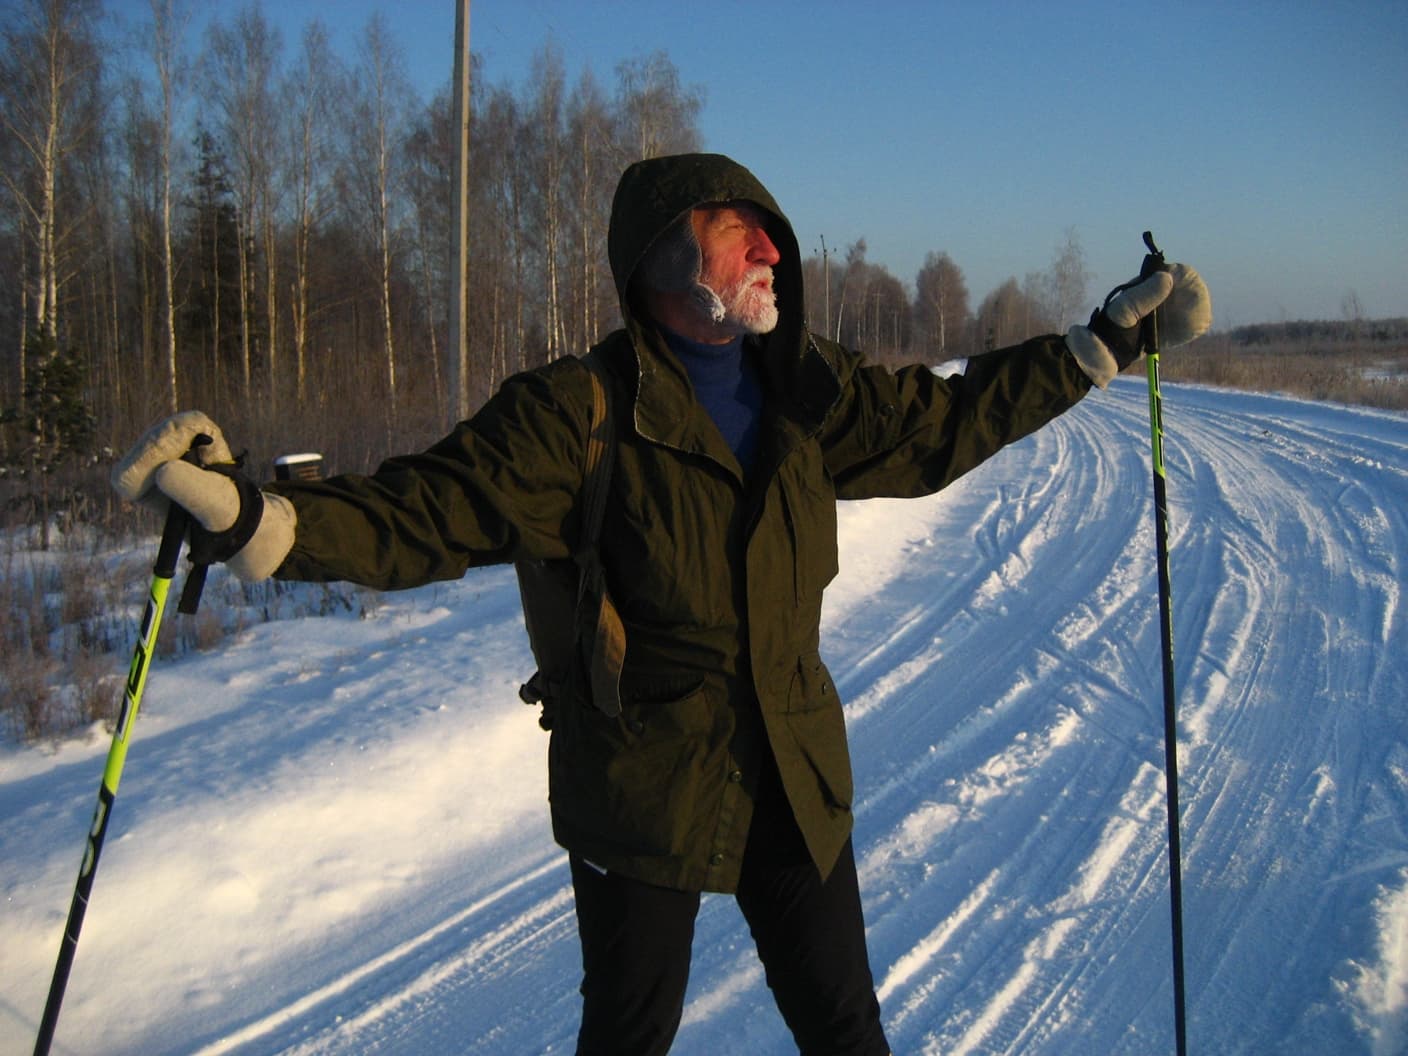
left=748, top=226, right=781, bottom=266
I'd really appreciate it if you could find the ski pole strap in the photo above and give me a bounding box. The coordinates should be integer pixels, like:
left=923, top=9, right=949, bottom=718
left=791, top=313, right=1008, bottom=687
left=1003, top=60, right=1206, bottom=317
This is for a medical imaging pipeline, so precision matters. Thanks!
left=1102, top=230, right=1168, bottom=309
left=177, top=456, right=263, bottom=615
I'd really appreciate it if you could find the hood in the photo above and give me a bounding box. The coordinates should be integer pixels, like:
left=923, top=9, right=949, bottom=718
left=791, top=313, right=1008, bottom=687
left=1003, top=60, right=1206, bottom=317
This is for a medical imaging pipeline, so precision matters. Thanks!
left=608, top=153, right=799, bottom=309
left=607, top=153, right=834, bottom=427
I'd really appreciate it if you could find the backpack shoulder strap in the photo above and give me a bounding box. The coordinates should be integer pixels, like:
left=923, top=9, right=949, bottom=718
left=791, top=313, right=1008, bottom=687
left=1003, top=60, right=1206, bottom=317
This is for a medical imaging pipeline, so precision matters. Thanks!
left=575, top=352, right=615, bottom=565
left=574, top=352, right=625, bottom=719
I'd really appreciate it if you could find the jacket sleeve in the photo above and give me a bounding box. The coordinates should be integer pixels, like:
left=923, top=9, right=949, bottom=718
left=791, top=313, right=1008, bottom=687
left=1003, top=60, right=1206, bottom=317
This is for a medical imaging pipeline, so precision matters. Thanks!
left=817, top=334, right=1094, bottom=500
left=267, top=359, right=593, bottom=589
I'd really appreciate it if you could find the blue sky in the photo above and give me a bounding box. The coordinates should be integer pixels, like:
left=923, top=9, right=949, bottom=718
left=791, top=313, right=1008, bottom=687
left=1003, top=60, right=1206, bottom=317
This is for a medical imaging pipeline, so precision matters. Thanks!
left=119, top=0, right=1407, bottom=327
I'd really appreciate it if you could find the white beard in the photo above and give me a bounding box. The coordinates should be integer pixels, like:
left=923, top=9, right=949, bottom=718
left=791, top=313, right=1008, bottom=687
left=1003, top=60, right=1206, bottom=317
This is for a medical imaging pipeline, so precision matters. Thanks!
left=693, top=266, right=779, bottom=336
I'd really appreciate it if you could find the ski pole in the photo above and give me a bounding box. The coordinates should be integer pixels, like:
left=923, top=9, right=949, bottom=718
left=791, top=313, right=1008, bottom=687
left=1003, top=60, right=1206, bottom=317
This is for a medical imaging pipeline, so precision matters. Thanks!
left=33, top=441, right=208, bottom=1056
left=1137, top=231, right=1189, bottom=1056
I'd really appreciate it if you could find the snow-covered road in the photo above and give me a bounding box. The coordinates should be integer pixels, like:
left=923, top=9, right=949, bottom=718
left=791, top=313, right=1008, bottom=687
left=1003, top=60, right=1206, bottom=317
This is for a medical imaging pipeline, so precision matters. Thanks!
left=3, top=378, right=1405, bottom=1054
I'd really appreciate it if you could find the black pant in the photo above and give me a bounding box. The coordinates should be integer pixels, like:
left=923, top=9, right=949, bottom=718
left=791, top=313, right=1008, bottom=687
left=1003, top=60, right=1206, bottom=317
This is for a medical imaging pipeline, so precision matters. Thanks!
left=570, top=767, right=889, bottom=1055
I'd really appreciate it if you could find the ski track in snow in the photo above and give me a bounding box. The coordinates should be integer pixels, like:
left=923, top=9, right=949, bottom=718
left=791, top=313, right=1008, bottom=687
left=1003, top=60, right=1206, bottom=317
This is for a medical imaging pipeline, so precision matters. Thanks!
left=2, top=379, right=1405, bottom=1055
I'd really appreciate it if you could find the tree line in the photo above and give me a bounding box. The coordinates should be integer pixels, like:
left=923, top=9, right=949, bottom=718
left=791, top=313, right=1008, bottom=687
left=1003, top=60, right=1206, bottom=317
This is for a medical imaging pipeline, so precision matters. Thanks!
left=0, top=0, right=1094, bottom=539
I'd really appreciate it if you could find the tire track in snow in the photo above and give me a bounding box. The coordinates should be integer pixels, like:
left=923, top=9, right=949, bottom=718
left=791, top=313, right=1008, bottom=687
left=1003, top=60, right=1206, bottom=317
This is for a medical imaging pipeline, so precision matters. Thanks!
left=187, top=856, right=576, bottom=1056
left=828, top=381, right=1408, bottom=1054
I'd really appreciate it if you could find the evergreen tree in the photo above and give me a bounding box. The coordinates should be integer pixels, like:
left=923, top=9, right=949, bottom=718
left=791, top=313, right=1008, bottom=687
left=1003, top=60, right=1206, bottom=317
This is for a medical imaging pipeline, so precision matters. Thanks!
left=179, top=128, right=244, bottom=400
left=1, top=330, right=96, bottom=548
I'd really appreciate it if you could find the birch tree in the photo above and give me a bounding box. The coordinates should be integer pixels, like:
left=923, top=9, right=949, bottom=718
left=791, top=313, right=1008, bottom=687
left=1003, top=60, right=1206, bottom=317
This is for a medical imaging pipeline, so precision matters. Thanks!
left=1044, top=227, right=1091, bottom=332
left=614, top=51, right=702, bottom=160
left=283, top=20, right=338, bottom=403
left=471, top=86, right=528, bottom=398
left=976, top=277, right=1043, bottom=352
left=344, top=13, right=411, bottom=426
left=0, top=0, right=102, bottom=371
left=565, top=68, right=614, bottom=350
left=0, top=0, right=103, bottom=542
left=205, top=5, right=282, bottom=400
left=145, top=0, right=188, bottom=412
left=404, top=86, right=453, bottom=412
left=914, top=251, right=969, bottom=360
left=527, top=45, right=568, bottom=360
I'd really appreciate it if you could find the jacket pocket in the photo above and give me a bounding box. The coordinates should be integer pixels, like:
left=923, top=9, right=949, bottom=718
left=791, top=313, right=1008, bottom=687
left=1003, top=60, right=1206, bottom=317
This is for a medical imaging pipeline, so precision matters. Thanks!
left=778, top=449, right=839, bottom=607
left=785, top=654, right=852, bottom=810
left=549, top=679, right=712, bottom=857
left=787, top=652, right=835, bottom=713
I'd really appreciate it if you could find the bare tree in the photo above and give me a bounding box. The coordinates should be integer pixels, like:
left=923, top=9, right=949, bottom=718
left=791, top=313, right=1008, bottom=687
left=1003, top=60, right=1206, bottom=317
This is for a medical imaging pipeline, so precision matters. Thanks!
left=832, top=239, right=868, bottom=345
left=343, top=13, right=412, bottom=431
left=1022, top=270, right=1050, bottom=336
left=867, top=268, right=910, bottom=364
left=205, top=5, right=283, bottom=401
left=145, top=0, right=189, bottom=412
left=0, top=0, right=102, bottom=363
left=116, top=78, right=159, bottom=413
left=470, top=84, right=528, bottom=400
left=404, top=85, right=453, bottom=412
left=914, top=250, right=969, bottom=361
left=283, top=19, right=338, bottom=404
left=565, top=67, right=614, bottom=351
left=975, top=277, right=1044, bottom=352
left=528, top=45, right=568, bottom=360
left=447, top=0, right=470, bottom=426
left=77, top=98, right=125, bottom=426
left=1044, top=226, right=1092, bottom=332
left=614, top=51, right=703, bottom=160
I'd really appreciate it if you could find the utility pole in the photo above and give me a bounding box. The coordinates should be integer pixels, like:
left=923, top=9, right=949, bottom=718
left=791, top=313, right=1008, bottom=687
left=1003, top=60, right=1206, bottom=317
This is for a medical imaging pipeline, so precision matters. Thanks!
left=448, top=0, right=471, bottom=425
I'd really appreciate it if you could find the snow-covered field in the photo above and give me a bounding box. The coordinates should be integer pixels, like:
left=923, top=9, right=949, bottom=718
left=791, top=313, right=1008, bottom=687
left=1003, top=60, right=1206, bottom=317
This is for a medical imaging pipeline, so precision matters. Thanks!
left=3, top=378, right=1405, bottom=1055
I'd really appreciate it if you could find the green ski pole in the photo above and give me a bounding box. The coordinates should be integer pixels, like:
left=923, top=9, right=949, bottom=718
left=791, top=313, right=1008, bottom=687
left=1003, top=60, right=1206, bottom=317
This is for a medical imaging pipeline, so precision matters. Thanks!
left=1136, top=231, right=1189, bottom=1056
left=33, top=442, right=208, bottom=1056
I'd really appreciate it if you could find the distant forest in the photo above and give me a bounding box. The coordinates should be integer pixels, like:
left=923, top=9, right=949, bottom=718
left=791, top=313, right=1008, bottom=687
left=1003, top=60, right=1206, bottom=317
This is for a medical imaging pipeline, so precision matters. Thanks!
left=1, top=0, right=1399, bottom=540
left=1224, top=318, right=1408, bottom=347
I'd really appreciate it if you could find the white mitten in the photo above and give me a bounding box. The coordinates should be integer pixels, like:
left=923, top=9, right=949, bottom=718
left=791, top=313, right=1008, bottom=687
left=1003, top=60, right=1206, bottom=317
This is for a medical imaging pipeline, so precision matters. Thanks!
left=112, top=411, right=296, bottom=581
left=1067, top=264, right=1211, bottom=387
left=1157, top=263, right=1214, bottom=347
left=112, top=410, right=234, bottom=512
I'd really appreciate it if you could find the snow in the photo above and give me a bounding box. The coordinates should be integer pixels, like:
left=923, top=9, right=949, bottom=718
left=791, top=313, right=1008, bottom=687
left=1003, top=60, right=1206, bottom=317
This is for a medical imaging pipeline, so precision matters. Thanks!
left=3, top=378, right=1406, bottom=1054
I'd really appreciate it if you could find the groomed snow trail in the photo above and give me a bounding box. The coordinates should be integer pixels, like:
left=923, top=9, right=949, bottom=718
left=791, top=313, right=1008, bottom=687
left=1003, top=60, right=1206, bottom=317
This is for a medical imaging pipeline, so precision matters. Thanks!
left=2, top=379, right=1404, bottom=1055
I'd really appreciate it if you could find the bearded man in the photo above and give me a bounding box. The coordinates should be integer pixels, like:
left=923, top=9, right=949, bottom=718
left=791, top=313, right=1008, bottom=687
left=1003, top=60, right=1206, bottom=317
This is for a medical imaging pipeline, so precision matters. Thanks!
left=113, top=152, right=1210, bottom=1055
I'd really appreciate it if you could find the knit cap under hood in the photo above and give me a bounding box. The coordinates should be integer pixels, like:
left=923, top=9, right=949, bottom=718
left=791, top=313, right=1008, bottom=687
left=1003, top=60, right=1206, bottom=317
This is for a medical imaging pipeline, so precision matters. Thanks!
left=607, top=153, right=804, bottom=347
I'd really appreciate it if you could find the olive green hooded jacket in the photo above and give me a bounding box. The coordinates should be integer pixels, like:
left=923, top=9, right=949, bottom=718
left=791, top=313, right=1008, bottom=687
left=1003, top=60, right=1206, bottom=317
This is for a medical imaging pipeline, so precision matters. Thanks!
left=270, top=153, right=1094, bottom=893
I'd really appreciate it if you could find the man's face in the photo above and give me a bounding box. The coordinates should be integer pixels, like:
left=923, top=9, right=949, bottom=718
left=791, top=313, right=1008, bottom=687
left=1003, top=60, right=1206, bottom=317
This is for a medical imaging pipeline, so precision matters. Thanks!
left=691, top=203, right=781, bottom=336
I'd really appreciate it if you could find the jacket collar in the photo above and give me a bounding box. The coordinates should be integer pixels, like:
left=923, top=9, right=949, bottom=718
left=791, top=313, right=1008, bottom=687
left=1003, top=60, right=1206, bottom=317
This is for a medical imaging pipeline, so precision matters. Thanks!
left=606, top=153, right=841, bottom=449
left=620, top=318, right=840, bottom=457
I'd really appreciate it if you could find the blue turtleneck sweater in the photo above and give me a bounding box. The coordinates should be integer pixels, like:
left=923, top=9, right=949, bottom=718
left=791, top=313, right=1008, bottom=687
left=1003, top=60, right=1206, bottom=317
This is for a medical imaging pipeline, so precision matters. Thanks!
left=662, top=328, right=765, bottom=473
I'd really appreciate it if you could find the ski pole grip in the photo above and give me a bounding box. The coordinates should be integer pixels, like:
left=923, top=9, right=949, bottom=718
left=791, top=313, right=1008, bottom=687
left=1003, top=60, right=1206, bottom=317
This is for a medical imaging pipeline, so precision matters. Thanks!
left=1140, top=230, right=1168, bottom=279
left=154, top=499, right=190, bottom=581
left=1139, top=231, right=1170, bottom=356
left=152, top=434, right=212, bottom=598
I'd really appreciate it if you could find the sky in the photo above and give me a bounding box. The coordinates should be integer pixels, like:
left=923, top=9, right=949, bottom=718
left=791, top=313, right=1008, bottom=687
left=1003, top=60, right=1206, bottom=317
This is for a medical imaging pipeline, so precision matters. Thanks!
left=113, top=0, right=1408, bottom=328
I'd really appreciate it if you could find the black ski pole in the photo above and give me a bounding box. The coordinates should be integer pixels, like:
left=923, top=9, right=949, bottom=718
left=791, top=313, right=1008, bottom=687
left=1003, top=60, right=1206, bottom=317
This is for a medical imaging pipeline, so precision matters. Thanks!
left=33, top=441, right=208, bottom=1056
left=1137, top=231, right=1189, bottom=1056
